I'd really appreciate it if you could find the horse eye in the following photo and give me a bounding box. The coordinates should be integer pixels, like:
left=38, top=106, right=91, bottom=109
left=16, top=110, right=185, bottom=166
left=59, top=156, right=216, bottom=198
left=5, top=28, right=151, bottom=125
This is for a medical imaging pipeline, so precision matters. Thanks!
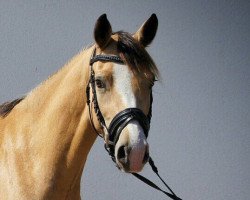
left=95, top=79, right=105, bottom=88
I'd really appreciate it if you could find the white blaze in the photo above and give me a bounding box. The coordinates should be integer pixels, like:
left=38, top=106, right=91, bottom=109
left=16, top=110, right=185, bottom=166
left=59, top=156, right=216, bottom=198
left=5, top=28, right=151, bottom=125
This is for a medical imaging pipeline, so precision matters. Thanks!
left=113, top=64, right=147, bottom=171
left=113, top=64, right=136, bottom=108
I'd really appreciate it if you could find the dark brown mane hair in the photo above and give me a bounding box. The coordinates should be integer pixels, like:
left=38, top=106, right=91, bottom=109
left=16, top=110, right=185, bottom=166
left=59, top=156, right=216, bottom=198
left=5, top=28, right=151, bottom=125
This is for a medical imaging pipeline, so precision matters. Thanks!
left=0, top=97, right=25, bottom=118
left=115, top=31, right=159, bottom=80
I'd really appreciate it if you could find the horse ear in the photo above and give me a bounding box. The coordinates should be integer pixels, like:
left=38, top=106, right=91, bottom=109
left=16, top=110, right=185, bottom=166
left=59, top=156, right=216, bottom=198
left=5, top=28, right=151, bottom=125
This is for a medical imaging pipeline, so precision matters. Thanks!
left=94, top=14, right=112, bottom=49
left=134, top=14, right=158, bottom=47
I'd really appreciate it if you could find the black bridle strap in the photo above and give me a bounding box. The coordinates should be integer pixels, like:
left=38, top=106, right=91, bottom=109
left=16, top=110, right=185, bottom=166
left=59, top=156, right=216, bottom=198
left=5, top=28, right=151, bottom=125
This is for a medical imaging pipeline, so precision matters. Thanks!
left=86, top=82, right=104, bottom=138
left=87, top=48, right=126, bottom=136
left=108, top=108, right=150, bottom=144
left=90, top=54, right=124, bottom=65
left=132, top=157, right=182, bottom=200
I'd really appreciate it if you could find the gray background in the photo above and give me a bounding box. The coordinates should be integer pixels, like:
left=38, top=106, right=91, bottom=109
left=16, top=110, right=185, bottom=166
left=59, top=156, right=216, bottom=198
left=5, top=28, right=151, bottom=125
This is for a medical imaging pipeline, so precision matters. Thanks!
left=1, top=1, right=249, bottom=200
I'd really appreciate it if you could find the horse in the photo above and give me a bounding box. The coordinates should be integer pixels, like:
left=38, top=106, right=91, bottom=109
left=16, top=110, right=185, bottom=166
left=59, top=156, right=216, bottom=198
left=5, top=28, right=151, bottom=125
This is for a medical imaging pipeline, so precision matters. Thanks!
left=0, top=14, right=159, bottom=200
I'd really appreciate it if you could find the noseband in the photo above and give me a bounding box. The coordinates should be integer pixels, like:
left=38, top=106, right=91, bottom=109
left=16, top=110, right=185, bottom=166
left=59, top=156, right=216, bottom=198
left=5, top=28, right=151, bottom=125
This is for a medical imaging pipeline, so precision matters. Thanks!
left=85, top=48, right=182, bottom=200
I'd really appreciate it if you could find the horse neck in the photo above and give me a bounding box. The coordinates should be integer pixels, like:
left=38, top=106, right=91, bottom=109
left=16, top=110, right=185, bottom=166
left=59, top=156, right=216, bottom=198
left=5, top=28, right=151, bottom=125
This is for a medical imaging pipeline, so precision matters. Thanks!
left=3, top=47, right=97, bottom=199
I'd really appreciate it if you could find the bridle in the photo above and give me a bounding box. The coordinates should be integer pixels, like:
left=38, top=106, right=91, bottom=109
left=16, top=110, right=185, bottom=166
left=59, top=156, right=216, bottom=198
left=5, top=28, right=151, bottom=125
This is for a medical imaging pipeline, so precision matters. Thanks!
left=86, top=48, right=152, bottom=160
left=86, top=47, right=182, bottom=200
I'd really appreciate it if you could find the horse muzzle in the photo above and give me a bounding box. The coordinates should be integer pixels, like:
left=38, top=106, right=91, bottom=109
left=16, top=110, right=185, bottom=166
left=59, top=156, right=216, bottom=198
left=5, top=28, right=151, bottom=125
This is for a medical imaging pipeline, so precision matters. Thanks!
left=115, top=124, right=150, bottom=172
left=105, top=108, right=150, bottom=172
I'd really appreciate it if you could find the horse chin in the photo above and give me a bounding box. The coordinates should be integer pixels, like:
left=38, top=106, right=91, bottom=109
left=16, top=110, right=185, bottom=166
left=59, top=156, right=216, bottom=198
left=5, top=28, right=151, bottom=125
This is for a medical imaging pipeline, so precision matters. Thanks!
left=116, top=163, right=144, bottom=173
left=116, top=161, right=145, bottom=173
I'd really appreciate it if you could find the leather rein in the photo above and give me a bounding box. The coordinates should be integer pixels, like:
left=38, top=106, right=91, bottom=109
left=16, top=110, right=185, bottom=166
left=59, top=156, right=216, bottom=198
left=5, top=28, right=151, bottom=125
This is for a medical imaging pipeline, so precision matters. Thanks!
left=86, top=48, right=182, bottom=200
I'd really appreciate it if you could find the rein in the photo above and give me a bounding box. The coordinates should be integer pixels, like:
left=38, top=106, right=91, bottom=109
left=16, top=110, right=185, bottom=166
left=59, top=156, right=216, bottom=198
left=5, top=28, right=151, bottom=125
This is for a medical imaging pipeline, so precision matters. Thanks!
left=86, top=48, right=182, bottom=200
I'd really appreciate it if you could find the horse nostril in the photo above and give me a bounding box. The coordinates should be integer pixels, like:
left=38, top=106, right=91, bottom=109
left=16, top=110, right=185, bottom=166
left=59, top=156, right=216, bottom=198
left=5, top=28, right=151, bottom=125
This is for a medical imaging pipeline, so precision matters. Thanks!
left=117, top=145, right=126, bottom=160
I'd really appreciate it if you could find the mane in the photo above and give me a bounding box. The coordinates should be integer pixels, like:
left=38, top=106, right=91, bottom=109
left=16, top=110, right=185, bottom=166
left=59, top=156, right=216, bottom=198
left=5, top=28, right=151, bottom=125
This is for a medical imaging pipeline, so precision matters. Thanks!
left=115, top=31, right=159, bottom=81
left=0, top=97, right=25, bottom=118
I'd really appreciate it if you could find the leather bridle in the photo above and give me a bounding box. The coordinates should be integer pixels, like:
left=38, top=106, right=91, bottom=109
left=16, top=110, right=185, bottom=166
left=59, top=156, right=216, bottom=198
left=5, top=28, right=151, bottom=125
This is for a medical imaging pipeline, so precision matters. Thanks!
left=86, top=48, right=152, bottom=160
left=86, top=48, right=182, bottom=200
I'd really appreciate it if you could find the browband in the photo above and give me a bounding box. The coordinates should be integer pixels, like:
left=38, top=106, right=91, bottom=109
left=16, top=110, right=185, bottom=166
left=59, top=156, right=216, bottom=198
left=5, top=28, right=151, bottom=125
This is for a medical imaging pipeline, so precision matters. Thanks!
left=90, top=54, right=124, bottom=65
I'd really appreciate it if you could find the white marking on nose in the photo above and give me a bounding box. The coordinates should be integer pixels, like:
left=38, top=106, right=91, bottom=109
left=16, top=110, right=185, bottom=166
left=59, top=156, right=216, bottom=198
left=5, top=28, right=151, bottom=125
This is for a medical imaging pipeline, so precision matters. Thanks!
left=113, top=64, right=136, bottom=108
left=127, top=121, right=147, bottom=171
left=113, top=64, right=147, bottom=171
